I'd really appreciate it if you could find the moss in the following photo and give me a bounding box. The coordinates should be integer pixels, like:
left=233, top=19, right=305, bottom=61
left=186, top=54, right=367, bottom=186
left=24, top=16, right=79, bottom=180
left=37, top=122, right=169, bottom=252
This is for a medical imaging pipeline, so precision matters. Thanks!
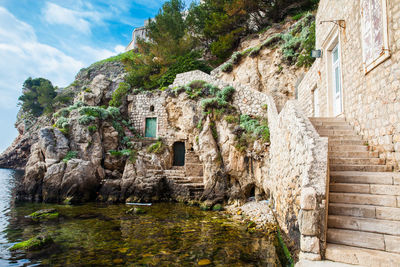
left=10, top=234, right=54, bottom=251
left=212, top=204, right=223, bottom=211
left=28, top=208, right=59, bottom=221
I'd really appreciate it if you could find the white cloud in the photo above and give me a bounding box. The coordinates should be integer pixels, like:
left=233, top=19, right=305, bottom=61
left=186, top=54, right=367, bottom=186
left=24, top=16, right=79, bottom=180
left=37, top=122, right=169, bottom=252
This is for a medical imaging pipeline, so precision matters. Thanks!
left=43, top=2, right=103, bottom=34
left=0, top=7, right=84, bottom=101
left=114, top=45, right=126, bottom=54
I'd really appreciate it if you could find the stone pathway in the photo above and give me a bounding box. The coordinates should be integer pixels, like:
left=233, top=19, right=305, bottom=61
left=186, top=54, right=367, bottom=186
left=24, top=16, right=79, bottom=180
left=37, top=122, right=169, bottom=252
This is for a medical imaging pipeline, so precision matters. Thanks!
left=226, top=200, right=275, bottom=227
left=310, top=117, right=400, bottom=267
left=295, top=260, right=361, bottom=267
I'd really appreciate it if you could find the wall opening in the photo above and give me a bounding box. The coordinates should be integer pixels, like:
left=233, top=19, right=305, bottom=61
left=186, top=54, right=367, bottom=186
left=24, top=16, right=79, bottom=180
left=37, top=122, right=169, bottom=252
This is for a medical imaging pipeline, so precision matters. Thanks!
left=145, top=117, right=157, bottom=138
left=150, top=105, right=155, bottom=112
left=173, top=142, right=185, bottom=166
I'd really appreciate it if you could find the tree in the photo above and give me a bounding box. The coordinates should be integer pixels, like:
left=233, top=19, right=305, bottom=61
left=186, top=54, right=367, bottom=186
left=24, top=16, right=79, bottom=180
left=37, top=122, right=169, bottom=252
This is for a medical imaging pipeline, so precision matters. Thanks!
left=18, top=77, right=57, bottom=116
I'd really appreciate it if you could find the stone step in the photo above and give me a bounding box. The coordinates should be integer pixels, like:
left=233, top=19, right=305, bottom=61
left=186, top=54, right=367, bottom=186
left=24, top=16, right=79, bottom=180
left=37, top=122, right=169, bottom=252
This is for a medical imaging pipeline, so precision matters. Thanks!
left=325, top=243, right=400, bottom=266
left=329, top=203, right=400, bottom=221
left=330, top=164, right=392, bottom=172
left=329, top=145, right=368, bottom=152
left=329, top=151, right=379, bottom=158
left=329, top=158, right=385, bottom=165
left=188, top=177, right=203, bottom=183
left=311, top=121, right=351, bottom=127
left=330, top=183, right=400, bottom=196
left=327, top=135, right=363, bottom=141
left=319, top=130, right=356, bottom=136
left=330, top=171, right=399, bottom=185
left=309, top=117, right=346, bottom=122
left=329, top=192, right=397, bottom=207
left=328, top=140, right=366, bottom=146
left=328, top=215, right=400, bottom=236
left=327, top=228, right=385, bottom=250
left=316, top=125, right=353, bottom=130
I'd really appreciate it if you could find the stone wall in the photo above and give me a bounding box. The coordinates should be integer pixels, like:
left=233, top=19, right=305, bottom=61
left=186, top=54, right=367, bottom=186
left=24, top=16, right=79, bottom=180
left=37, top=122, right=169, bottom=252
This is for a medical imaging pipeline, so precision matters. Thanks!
left=173, top=70, right=329, bottom=260
left=297, top=0, right=400, bottom=169
left=266, top=97, right=329, bottom=261
left=173, top=70, right=270, bottom=118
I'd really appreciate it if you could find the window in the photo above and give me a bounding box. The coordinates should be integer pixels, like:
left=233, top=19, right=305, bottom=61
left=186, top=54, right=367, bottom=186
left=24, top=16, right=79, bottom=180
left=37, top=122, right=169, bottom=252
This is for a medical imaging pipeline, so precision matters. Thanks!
left=150, top=105, right=155, bottom=112
left=360, top=0, right=389, bottom=73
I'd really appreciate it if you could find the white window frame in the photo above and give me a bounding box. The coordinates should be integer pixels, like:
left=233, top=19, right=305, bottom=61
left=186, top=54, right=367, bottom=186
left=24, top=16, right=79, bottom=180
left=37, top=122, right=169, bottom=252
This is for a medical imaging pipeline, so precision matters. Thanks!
left=360, top=0, right=390, bottom=74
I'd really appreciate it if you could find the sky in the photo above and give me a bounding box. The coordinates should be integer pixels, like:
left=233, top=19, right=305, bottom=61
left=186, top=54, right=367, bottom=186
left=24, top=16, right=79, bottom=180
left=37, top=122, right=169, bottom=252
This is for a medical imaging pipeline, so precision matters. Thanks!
left=0, top=0, right=194, bottom=153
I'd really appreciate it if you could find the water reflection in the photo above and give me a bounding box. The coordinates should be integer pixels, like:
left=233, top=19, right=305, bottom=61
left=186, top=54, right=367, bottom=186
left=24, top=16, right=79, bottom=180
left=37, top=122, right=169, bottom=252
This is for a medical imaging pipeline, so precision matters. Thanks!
left=0, top=169, right=280, bottom=266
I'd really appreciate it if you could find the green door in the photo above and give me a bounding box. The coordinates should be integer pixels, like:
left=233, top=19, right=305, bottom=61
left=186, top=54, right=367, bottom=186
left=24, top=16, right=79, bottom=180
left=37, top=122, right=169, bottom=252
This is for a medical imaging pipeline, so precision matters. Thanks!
left=173, top=142, right=185, bottom=166
left=145, top=118, right=157, bottom=138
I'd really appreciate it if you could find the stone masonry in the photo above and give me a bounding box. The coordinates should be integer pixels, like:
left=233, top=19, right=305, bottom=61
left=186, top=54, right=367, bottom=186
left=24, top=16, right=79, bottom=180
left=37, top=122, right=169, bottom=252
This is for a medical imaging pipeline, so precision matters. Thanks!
left=297, top=0, right=400, bottom=170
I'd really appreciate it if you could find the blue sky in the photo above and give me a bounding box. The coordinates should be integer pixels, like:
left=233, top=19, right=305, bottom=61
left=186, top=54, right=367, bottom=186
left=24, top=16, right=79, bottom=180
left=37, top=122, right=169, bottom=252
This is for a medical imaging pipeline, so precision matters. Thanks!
left=0, top=0, right=194, bottom=153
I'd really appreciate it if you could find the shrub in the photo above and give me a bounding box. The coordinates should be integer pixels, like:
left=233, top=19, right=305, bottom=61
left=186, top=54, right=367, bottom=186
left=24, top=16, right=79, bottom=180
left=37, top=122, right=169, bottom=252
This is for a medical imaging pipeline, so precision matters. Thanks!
left=67, top=101, right=85, bottom=112
left=240, top=115, right=270, bottom=143
left=55, top=117, right=69, bottom=129
left=54, top=108, right=70, bottom=118
left=147, top=140, right=165, bottom=154
left=261, top=34, right=283, bottom=49
left=249, top=46, right=261, bottom=58
left=221, top=62, right=233, bottom=73
left=231, top=52, right=243, bottom=65
left=109, top=82, right=131, bottom=107
left=63, top=151, right=78, bottom=163
left=217, top=86, right=235, bottom=102
left=88, top=125, right=97, bottom=133
left=225, top=115, right=239, bottom=124
left=106, top=106, right=120, bottom=119
left=78, top=115, right=96, bottom=125
left=79, top=106, right=109, bottom=120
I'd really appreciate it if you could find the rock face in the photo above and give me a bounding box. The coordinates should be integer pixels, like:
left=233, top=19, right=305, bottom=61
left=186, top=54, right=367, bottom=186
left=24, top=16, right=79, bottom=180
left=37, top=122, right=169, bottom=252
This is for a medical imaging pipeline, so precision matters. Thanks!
left=0, top=61, right=125, bottom=170
left=212, top=21, right=306, bottom=111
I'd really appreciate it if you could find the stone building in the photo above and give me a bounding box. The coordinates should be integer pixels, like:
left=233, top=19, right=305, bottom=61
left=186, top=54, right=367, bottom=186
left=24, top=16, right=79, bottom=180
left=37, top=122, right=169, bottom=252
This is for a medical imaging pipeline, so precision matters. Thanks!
left=125, top=20, right=149, bottom=51
left=296, top=0, right=400, bottom=265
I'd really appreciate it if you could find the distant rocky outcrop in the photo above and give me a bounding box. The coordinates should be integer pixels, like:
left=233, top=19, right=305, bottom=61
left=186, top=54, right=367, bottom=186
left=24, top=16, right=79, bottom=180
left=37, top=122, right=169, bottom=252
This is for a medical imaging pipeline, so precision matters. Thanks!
left=0, top=61, right=125, bottom=170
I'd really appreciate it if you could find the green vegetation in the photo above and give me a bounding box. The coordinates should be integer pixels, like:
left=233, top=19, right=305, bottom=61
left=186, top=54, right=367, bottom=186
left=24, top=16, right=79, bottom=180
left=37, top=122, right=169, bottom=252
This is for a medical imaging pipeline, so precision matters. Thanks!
left=18, top=78, right=57, bottom=116
left=10, top=234, right=54, bottom=251
left=63, top=151, right=78, bottom=163
left=109, top=82, right=131, bottom=107
left=201, top=86, right=235, bottom=113
left=88, top=125, right=97, bottom=133
left=240, top=115, right=270, bottom=142
left=281, top=14, right=316, bottom=67
left=109, top=149, right=137, bottom=162
left=28, top=209, right=59, bottom=221
left=147, top=140, right=166, bottom=154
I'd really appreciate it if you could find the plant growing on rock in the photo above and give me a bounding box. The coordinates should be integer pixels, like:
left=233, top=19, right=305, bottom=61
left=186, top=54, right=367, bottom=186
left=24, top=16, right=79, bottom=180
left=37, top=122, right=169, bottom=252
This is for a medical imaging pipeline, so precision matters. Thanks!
left=147, top=139, right=165, bottom=154
left=109, top=82, right=131, bottom=107
left=63, top=151, right=78, bottom=163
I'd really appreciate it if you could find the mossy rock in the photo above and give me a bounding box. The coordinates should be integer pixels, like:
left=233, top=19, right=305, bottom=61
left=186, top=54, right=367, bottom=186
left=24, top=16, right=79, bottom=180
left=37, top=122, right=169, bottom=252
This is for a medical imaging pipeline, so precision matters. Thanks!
left=212, top=204, right=223, bottom=211
left=10, top=234, right=54, bottom=251
left=28, top=209, right=59, bottom=221
left=199, top=203, right=210, bottom=211
left=126, top=207, right=146, bottom=215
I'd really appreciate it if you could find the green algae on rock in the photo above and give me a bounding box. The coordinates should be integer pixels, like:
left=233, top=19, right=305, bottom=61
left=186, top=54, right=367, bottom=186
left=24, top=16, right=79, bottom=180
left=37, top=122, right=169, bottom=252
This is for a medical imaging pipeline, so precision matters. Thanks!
left=9, top=234, right=54, bottom=251
left=28, top=208, right=59, bottom=221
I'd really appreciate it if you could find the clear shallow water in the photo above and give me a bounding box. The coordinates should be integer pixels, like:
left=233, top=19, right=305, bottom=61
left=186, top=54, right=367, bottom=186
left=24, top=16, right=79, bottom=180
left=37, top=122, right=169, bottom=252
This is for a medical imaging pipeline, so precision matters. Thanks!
left=0, top=169, right=280, bottom=266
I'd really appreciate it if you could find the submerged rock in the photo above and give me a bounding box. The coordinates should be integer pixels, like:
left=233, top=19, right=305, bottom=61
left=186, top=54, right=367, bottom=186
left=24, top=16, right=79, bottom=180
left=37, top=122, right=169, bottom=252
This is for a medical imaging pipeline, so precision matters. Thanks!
left=126, top=207, right=146, bottom=215
left=10, top=234, right=54, bottom=251
left=28, top=208, right=59, bottom=221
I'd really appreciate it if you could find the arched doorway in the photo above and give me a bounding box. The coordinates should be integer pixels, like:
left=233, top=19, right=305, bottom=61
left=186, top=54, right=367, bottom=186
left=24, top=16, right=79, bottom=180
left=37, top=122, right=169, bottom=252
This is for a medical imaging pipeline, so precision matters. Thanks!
left=173, top=142, right=185, bottom=166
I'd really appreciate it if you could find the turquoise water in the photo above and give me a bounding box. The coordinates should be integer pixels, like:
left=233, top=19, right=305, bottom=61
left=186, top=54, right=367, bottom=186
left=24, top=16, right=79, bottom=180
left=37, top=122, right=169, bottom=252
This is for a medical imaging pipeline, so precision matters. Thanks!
left=0, top=169, right=280, bottom=266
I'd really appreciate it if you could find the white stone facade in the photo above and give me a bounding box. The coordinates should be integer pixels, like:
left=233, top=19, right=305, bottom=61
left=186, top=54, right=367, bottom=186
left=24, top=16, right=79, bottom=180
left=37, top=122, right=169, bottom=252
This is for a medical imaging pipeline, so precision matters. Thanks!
left=298, top=0, right=400, bottom=170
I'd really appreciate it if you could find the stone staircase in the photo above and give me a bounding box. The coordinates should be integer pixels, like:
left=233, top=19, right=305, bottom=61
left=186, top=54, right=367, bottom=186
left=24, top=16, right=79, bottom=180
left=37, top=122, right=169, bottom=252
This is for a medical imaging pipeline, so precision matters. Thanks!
left=164, top=168, right=204, bottom=198
left=310, top=117, right=400, bottom=267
